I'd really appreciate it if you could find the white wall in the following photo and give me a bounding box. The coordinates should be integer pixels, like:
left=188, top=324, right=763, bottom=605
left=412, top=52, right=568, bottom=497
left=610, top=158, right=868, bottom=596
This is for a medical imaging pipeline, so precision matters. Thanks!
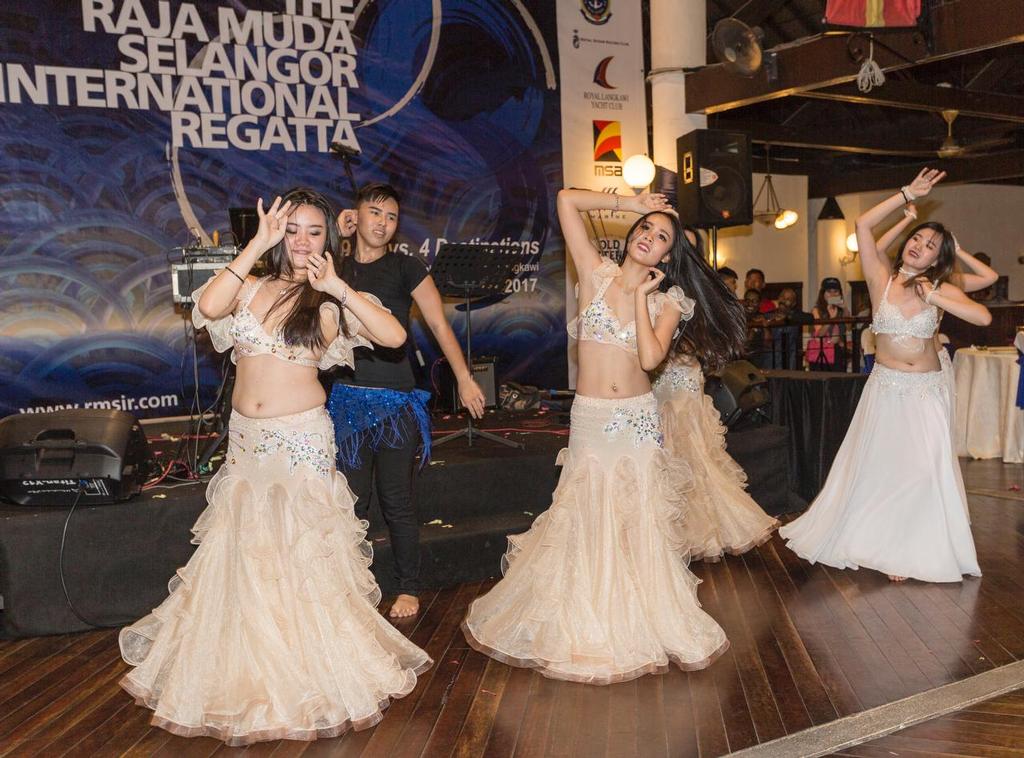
left=715, top=173, right=811, bottom=304
left=838, top=184, right=1024, bottom=300
left=698, top=178, right=1024, bottom=313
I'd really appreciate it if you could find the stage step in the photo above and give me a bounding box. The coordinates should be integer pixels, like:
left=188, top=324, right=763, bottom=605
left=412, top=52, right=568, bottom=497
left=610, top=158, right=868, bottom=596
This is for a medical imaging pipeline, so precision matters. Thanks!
left=367, top=511, right=538, bottom=593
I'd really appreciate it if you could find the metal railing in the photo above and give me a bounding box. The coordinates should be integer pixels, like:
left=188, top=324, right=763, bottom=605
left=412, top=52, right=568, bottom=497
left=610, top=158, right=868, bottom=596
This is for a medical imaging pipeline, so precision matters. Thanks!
left=743, top=315, right=874, bottom=373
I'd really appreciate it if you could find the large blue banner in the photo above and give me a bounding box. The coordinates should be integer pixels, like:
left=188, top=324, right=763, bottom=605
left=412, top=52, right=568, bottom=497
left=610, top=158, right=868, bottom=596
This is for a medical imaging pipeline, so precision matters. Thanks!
left=0, top=0, right=566, bottom=419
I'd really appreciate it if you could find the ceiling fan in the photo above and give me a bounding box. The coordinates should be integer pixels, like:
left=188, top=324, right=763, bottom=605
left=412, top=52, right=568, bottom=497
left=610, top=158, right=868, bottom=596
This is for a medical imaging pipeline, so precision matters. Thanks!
left=711, top=18, right=764, bottom=76
left=935, top=109, right=1014, bottom=159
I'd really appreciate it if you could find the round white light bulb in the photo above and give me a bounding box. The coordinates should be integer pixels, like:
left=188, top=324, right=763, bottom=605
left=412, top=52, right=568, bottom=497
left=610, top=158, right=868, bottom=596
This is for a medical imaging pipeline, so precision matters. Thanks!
left=622, top=154, right=656, bottom=191
left=846, top=232, right=859, bottom=252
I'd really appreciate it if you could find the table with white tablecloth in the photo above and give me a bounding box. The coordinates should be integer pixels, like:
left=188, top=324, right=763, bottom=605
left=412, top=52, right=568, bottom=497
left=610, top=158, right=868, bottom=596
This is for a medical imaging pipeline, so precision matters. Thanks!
left=953, top=347, right=1024, bottom=463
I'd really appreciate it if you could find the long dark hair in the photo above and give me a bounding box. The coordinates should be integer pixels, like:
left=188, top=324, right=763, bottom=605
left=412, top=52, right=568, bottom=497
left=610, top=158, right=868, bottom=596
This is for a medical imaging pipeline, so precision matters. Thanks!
left=893, top=221, right=956, bottom=288
left=625, top=213, right=747, bottom=371
left=264, top=187, right=347, bottom=349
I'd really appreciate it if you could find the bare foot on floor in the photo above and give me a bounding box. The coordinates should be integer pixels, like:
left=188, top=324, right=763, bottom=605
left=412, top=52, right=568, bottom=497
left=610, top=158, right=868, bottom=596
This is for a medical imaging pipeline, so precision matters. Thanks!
left=888, top=575, right=907, bottom=582
left=389, top=594, right=420, bottom=618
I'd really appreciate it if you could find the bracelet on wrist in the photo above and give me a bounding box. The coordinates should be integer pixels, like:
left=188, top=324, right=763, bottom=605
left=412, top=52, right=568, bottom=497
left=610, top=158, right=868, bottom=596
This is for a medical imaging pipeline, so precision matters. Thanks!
left=900, top=185, right=917, bottom=202
left=339, top=285, right=349, bottom=309
left=224, top=267, right=244, bottom=283
left=614, top=193, right=620, bottom=212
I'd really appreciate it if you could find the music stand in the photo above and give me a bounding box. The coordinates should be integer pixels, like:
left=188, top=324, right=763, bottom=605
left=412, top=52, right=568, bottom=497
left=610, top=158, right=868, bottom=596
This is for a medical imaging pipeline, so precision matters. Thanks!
left=431, top=243, right=527, bottom=449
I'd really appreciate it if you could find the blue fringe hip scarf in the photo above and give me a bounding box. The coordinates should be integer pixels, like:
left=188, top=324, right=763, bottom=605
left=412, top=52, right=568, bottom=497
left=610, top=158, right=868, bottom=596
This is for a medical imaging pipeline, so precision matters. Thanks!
left=327, top=384, right=433, bottom=469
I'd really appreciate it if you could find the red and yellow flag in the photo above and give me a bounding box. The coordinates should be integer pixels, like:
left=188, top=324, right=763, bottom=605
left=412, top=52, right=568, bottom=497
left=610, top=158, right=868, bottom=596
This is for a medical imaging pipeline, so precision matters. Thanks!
left=825, top=0, right=921, bottom=27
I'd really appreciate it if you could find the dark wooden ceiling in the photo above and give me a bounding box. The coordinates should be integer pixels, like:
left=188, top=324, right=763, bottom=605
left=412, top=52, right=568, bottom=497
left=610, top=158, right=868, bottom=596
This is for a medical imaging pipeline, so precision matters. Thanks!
left=693, top=0, right=1024, bottom=196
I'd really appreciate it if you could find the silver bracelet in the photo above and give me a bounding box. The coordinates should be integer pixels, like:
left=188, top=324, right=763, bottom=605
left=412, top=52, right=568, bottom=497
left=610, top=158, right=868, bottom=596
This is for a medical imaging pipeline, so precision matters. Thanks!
left=339, top=285, right=349, bottom=309
left=614, top=193, right=620, bottom=212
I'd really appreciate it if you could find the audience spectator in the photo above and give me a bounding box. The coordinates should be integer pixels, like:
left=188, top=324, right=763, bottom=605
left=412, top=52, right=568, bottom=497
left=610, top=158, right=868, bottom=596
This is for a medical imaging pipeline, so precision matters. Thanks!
left=743, top=288, right=772, bottom=369
left=745, top=268, right=776, bottom=313
left=769, top=287, right=813, bottom=369
left=807, top=276, right=847, bottom=371
left=969, top=253, right=1007, bottom=303
left=717, top=266, right=739, bottom=296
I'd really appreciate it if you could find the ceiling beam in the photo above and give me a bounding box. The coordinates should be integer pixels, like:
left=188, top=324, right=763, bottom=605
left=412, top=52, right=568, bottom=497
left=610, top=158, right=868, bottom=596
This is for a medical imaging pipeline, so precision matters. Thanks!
left=735, top=0, right=791, bottom=29
left=965, top=53, right=1023, bottom=91
left=715, top=119, right=937, bottom=156
left=685, top=0, right=1024, bottom=114
left=809, top=151, right=1024, bottom=197
left=797, top=81, right=1024, bottom=123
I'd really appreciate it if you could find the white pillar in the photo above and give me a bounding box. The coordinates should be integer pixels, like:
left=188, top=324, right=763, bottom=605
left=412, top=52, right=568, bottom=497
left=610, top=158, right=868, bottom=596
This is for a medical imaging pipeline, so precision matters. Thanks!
left=650, top=0, right=707, bottom=171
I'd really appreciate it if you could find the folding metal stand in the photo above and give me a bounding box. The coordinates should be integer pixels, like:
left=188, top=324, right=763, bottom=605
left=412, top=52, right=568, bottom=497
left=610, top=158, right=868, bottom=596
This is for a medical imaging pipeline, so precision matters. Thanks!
left=431, top=243, right=528, bottom=449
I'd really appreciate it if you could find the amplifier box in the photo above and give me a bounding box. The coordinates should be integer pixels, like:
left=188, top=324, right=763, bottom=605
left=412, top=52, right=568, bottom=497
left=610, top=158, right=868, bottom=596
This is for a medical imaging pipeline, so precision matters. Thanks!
left=439, top=357, right=498, bottom=412
left=171, top=261, right=231, bottom=304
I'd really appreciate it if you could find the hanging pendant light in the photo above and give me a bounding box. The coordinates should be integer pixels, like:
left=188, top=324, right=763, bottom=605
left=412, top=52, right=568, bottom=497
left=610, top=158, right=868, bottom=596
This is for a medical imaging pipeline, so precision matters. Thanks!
left=753, top=145, right=800, bottom=230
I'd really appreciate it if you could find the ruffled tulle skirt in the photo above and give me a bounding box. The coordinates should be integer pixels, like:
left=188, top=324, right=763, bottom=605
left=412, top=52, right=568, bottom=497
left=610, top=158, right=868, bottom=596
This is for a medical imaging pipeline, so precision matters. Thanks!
left=119, top=407, right=431, bottom=746
left=780, top=364, right=980, bottom=582
left=462, top=392, right=729, bottom=685
left=652, top=356, right=778, bottom=561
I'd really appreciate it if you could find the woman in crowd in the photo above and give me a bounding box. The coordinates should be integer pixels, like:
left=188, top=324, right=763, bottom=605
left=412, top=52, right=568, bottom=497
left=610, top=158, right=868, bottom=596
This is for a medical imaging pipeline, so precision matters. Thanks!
left=780, top=169, right=991, bottom=583
left=651, top=226, right=778, bottom=563
left=462, top=189, right=746, bottom=684
left=807, top=277, right=847, bottom=371
left=330, top=183, right=486, bottom=620
left=119, top=189, right=431, bottom=745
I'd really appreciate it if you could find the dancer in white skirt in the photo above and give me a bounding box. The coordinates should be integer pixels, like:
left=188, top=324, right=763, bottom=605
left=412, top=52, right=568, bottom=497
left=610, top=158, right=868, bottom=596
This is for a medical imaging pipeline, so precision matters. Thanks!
left=872, top=204, right=999, bottom=406
left=780, top=169, right=991, bottom=583
left=119, top=190, right=431, bottom=745
left=462, top=189, right=747, bottom=684
left=651, top=228, right=778, bottom=562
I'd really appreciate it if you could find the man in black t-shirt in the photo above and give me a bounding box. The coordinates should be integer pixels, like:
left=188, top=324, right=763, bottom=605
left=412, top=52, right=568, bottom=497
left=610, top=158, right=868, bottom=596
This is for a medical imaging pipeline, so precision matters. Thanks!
left=328, top=183, right=485, bottom=618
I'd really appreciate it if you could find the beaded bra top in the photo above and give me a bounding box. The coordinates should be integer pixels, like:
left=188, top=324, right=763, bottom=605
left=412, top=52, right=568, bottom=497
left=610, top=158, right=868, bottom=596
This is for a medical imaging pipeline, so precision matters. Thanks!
left=191, top=275, right=373, bottom=371
left=567, top=259, right=694, bottom=354
left=871, top=274, right=939, bottom=341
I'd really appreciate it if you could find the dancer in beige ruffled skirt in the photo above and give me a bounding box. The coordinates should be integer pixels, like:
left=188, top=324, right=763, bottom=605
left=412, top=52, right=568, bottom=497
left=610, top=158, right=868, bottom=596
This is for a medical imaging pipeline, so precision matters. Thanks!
left=652, top=352, right=778, bottom=562
left=463, top=189, right=749, bottom=684
left=119, top=189, right=430, bottom=745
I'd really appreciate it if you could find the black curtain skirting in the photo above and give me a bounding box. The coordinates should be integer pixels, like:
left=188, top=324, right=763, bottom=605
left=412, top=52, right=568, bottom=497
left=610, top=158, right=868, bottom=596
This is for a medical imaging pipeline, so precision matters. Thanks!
left=766, top=370, right=868, bottom=502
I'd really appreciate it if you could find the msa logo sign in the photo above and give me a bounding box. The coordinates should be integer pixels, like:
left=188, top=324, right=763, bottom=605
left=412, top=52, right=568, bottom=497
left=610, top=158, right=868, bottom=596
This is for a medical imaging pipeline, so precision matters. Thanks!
left=594, top=165, right=622, bottom=176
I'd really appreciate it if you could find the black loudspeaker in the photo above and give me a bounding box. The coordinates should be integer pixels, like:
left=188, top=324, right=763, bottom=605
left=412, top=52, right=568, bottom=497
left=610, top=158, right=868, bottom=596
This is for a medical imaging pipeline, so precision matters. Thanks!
left=676, top=130, right=753, bottom=228
left=705, top=360, right=770, bottom=427
left=0, top=410, right=154, bottom=506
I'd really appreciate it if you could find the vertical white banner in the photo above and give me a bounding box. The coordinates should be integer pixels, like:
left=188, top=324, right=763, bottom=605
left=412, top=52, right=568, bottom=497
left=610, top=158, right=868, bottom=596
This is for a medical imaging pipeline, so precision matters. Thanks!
left=556, top=0, right=649, bottom=386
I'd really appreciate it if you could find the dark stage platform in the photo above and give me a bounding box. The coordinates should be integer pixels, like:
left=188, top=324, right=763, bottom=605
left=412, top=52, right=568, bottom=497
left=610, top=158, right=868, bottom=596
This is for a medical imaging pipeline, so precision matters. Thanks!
left=0, top=407, right=801, bottom=639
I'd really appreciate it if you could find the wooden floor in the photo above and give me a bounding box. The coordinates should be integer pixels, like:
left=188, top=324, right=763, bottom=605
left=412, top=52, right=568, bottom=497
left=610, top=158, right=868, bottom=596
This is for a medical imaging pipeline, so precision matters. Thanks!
left=1, top=459, right=1022, bottom=757
left=831, top=689, right=1024, bottom=757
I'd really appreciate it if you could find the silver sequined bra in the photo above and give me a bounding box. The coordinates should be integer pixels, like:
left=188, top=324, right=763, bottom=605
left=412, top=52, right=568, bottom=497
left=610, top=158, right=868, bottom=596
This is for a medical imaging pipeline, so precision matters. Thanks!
left=567, top=259, right=694, bottom=354
left=871, top=275, right=939, bottom=343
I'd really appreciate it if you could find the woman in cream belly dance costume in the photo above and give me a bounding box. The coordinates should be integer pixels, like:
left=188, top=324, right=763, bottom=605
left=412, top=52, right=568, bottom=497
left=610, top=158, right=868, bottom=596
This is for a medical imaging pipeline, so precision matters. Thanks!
left=872, top=203, right=998, bottom=409
left=119, top=189, right=431, bottom=745
left=780, top=170, right=991, bottom=583
left=651, top=225, right=778, bottom=562
left=462, top=189, right=747, bottom=684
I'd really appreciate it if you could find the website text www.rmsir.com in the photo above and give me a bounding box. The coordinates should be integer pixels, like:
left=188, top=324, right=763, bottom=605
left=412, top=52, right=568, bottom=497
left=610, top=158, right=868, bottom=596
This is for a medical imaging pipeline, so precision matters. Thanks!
left=18, top=394, right=180, bottom=414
